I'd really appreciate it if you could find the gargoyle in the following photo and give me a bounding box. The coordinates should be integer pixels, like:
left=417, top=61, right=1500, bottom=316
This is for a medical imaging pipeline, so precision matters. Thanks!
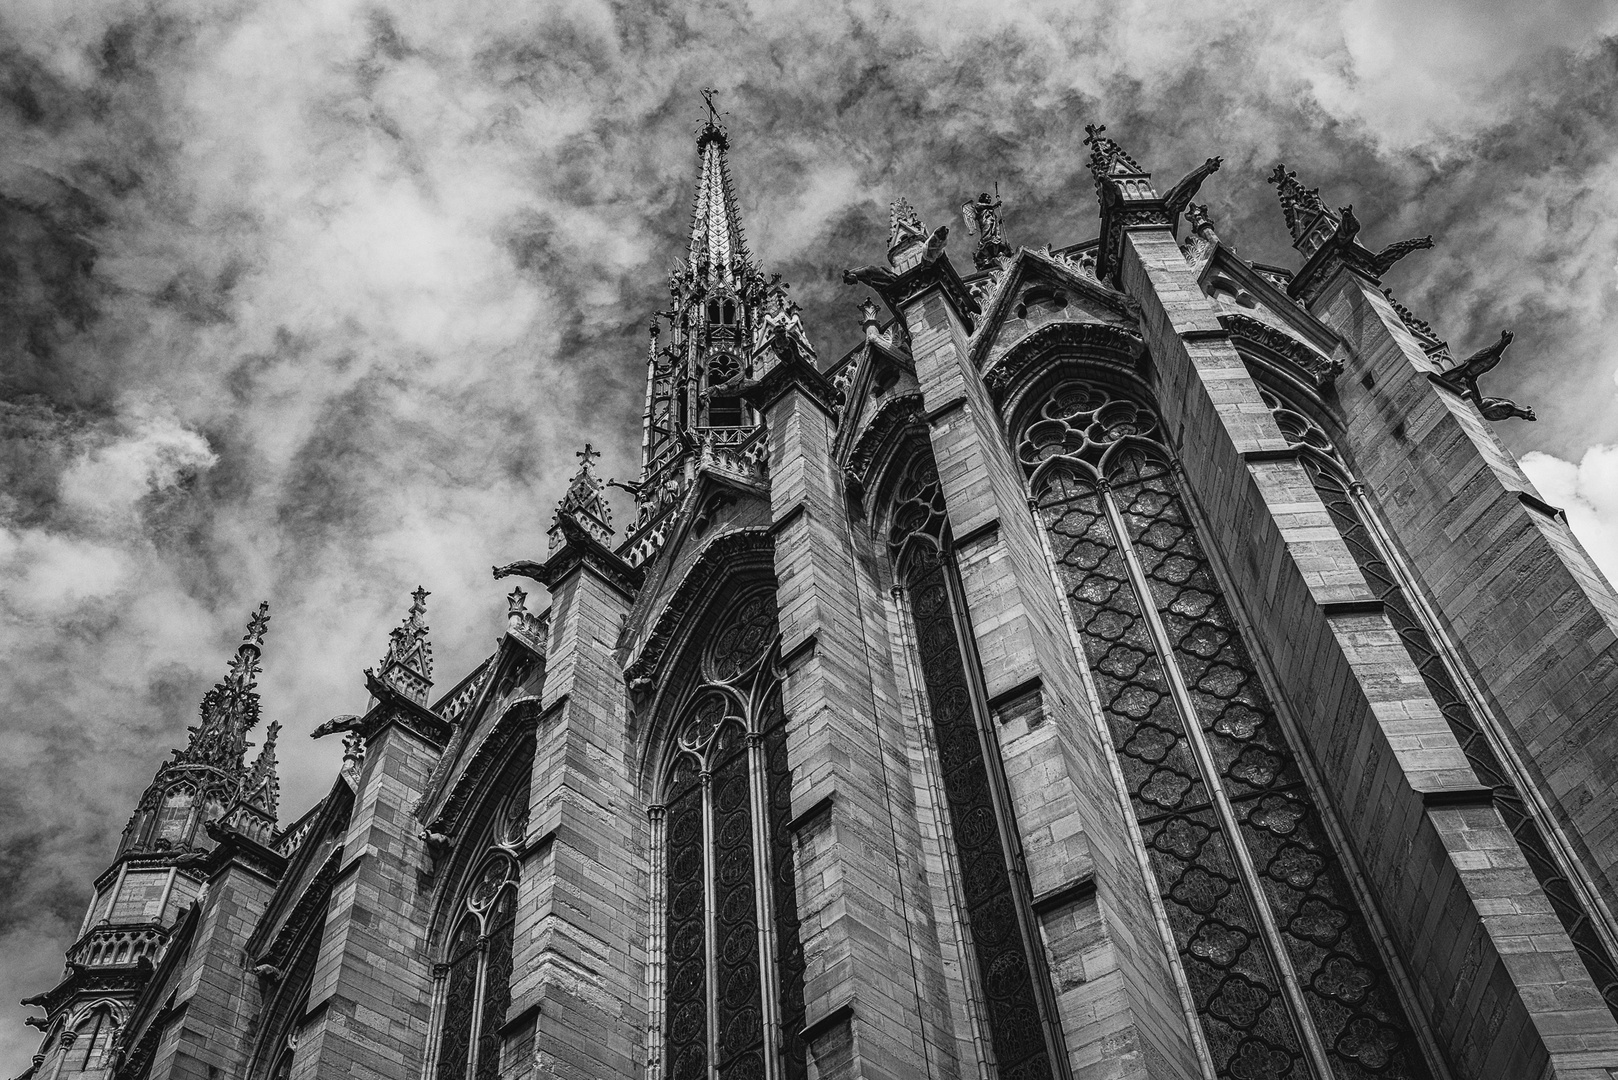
left=1367, top=235, right=1434, bottom=276
left=1336, top=205, right=1361, bottom=245
left=311, top=714, right=363, bottom=739
left=253, top=963, right=282, bottom=982
left=1435, top=330, right=1534, bottom=421
left=1163, top=157, right=1223, bottom=221
left=1478, top=396, right=1536, bottom=422
left=492, top=559, right=546, bottom=581
left=921, top=224, right=949, bottom=264
left=842, top=265, right=897, bottom=290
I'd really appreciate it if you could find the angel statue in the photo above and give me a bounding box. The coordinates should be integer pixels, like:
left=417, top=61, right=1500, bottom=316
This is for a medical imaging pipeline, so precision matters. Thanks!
left=961, top=187, right=1013, bottom=270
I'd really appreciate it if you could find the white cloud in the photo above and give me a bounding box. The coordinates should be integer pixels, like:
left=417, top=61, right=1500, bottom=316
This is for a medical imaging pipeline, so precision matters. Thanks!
left=1522, top=445, right=1618, bottom=586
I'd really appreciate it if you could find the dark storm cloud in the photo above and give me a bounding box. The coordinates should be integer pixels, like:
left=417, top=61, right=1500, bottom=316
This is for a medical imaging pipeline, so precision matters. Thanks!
left=3, top=0, right=1618, bottom=1065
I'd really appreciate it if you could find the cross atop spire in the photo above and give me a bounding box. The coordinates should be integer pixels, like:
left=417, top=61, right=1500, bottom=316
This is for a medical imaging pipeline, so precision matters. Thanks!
left=688, top=90, right=749, bottom=286
left=551, top=442, right=615, bottom=551
left=1083, top=123, right=1147, bottom=181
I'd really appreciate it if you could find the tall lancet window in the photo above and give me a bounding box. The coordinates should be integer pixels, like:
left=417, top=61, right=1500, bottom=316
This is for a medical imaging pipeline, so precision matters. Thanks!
left=434, top=783, right=528, bottom=1080
left=1020, top=376, right=1432, bottom=1080
left=658, top=589, right=805, bottom=1080
left=886, top=451, right=1063, bottom=1080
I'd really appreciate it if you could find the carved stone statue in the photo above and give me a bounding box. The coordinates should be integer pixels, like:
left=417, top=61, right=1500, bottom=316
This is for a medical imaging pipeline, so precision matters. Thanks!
left=961, top=190, right=1012, bottom=269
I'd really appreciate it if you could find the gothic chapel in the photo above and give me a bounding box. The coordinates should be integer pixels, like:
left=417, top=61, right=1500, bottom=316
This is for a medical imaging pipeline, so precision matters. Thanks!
left=17, top=107, right=1618, bottom=1080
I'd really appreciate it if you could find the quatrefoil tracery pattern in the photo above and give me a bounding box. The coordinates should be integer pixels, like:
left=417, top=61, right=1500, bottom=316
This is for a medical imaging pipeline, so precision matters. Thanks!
left=1022, top=380, right=1431, bottom=1080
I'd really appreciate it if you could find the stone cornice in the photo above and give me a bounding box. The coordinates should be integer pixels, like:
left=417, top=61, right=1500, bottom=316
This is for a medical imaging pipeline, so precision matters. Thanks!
left=255, top=845, right=342, bottom=971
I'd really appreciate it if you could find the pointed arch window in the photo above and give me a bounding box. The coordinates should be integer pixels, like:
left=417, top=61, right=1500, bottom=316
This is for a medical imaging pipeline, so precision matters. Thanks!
left=704, top=353, right=747, bottom=429
left=433, top=787, right=527, bottom=1080
left=656, top=590, right=805, bottom=1080
left=1019, top=377, right=1433, bottom=1080
left=885, top=450, right=1064, bottom=1080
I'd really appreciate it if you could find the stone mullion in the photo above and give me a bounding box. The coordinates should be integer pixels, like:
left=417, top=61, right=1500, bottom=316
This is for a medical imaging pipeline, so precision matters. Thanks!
left=646, top=804, right=668, bottom=1080
left=744, top=731, right=783, bottom=1080
left=464, top=934, right=491, bottom=1078
left=1025, top=495, right=1220, bottom=1080
left=888, top=580, right=994, bottom=1080
left=1097, top=480, right=1335, bottom=1080
left=1173, top=463, right=1456, bottom=1080
left=421, top=963, right=449, bottom=1080
left=699, top=769, right=719, bottom=1075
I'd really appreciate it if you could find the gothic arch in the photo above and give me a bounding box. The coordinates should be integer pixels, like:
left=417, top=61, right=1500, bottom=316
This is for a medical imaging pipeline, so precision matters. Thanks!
left=644, top=578, right=806, bottom=1080
left=423, top=746, right=532, bottom=1080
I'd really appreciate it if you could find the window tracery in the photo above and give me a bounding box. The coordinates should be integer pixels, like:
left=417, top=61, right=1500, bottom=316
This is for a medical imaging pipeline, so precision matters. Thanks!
left=432, top=782, right=528, bottom=1080
left=656, top=589, right=805, bottom=1080
left=885, top=451, right=1062, bottom=1080
left=1019, top=377, right=1432, bottom=1080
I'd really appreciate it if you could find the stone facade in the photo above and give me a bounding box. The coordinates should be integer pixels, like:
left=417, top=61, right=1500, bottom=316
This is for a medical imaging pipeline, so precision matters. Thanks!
left=16, top=114, right=1618, bottom=1080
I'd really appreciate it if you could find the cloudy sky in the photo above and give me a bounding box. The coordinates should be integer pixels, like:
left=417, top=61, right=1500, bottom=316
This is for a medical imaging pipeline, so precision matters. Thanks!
left=3, top=0, right=1618, bottom=1065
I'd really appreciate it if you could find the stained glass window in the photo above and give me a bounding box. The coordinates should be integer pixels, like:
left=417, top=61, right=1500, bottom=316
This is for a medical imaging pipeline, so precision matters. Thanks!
left=1020, top=377, right=1434, bottom=1080
left=433, top=786, right=525, bottom=1080
left=659, top=590, right=806, bottom=1080
left=887, top=452, right=1061, bottom=1080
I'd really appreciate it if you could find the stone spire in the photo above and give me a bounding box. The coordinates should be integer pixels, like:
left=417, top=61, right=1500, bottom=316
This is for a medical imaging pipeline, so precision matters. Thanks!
left=687, top=88, right=750, bottom=288
left=375, top=587, right=434, bottom=705
left=238, top=720, right=281, bottom=817
left=622, top=90, right=806, bottom=568
left=1267, top=164, right=1338, bottom=259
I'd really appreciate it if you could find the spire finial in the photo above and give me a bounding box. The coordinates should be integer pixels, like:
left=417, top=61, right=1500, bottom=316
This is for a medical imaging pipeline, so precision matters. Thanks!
left=182, top=601, right=272, bottom=770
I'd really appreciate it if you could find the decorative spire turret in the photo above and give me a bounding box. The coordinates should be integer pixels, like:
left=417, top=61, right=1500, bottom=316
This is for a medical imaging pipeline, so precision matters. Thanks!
left=1082, top=123, right=1221, bottom=281
left=623, top=91, right=809, bottom=569
left=1267, top=164, right=1337, bottom=259
left=551, top=445, right=614, bottom=551
left=239, top=721, right=281, bottom=816
left=375, top=587, right=434, bottom=705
